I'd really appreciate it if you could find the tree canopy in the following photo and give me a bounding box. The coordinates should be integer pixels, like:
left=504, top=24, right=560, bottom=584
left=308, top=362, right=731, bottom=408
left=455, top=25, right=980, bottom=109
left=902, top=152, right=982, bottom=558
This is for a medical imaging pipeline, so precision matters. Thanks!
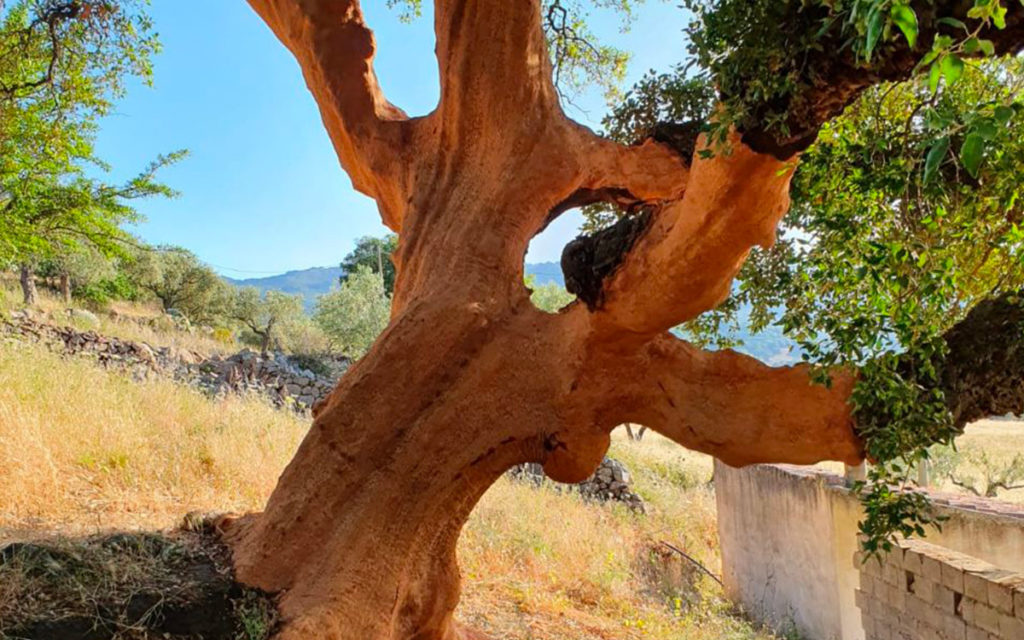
left=315, top=265, right=391, bottom=359
left=340, top=234, right=398, bottom=296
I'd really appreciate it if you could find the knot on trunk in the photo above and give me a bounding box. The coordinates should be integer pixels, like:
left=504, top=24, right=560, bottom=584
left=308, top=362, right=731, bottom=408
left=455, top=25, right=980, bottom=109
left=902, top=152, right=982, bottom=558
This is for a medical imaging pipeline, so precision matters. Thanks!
left=561, top=208, right=654, bottom=310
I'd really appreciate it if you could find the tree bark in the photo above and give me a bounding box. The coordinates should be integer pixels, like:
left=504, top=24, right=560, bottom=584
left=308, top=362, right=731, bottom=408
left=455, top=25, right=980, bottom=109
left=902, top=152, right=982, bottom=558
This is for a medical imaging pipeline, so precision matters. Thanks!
left=19, top=263, right=38, bottom=307
left=230, top=1, right=1024, bottom=639
left=59, top=270, right=72, bottom=306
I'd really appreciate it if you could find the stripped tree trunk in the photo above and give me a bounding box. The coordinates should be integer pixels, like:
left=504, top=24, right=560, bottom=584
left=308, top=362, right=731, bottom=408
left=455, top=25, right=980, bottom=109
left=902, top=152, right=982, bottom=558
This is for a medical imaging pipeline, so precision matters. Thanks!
left=19, top=263, right=38, bottom=307
left=59, top=270, right=72, bottom=306
left=225, top=1, right=1024, bottom=639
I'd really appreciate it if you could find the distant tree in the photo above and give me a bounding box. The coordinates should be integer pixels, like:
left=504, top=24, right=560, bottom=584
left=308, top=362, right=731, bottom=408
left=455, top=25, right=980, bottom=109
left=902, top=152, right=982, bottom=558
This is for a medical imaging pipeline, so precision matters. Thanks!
left=1, top=1, right=177, bottom=307
left=315, top=265, right=391, bottom=359
left=232, top=287, right=306, bottom=356
left=340, top=234, right=398, bottom=295
left=5, top=153, right=184, bottom=305
left=37, top=245, right=115, bottom=305
left=930, top=444, right=1024, bottom=498
left=527, top=277, right=575, bottom=313
left=127, top=247, right=232, bottom=325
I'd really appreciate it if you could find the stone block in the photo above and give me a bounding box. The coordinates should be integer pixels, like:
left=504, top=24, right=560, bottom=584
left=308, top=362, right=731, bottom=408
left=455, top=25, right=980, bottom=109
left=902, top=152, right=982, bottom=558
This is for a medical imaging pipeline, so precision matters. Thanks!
left=964, top=626, right=987, bottom=640
left=933, top=584, right=958, bottom=614
left=908, top=594, right=932, bottom=620
left=999, top=611, right=1024, bottom=639
left=942, top=562, right=966, bottom=593
left=988, top=574, right=1024, bottom=615
left=942, top=612, right=967, bottom=640
left=885, top=562, right=905, bottom=586
left=903, top=549, right=923, bottom=574
left=923, top=556, right=944, bottom=583
left=972, top=602, right=1001, bottom=635
left=1015, top=587, right=1024, bottom=621
left=914, top=577, right=937, bottom=605
left=966, top=572, right=991, bottom=604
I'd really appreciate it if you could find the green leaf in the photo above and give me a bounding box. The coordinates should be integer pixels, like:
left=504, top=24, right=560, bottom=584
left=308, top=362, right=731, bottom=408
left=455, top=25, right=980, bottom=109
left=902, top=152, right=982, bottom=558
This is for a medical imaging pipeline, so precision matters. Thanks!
left=941, top=54, right=964, bottom=86
left=923, top=136, right=950, bottom=182
left=891, top=5, right=919, bottom=48
left=937, top=16, right=966, bottom=30
left=865, top=7, right=885, bottom=58
left=928, top=60, right=942, bottom=92
left=978, top=38, right=996, bottom=56
left=973, top=119, right=998, bottom=140
left=960, top=133, right=985, bottom=178
left=994, top=105, right=1015, bottom=124
left=936, top=17, right=968, bottom=30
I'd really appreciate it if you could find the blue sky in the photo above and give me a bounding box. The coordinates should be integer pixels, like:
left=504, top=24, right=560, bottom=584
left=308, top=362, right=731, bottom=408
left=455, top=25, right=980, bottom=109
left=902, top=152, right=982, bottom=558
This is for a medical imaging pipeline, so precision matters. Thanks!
left=95, top=1, right=691, bottom=277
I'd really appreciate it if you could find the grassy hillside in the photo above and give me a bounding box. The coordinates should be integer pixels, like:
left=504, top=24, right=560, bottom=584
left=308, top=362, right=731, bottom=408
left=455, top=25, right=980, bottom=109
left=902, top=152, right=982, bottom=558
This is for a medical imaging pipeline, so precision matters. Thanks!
left=0, top=339, right=776, bottom=640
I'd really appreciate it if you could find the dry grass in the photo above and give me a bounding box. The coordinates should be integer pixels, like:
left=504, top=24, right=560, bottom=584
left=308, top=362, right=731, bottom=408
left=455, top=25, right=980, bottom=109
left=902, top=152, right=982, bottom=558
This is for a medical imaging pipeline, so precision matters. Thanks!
left=0, top=341, right=308, bottom=534
left=931, top=419, right=1024, bottom=504
left=0, top=339, right=775, bottom=640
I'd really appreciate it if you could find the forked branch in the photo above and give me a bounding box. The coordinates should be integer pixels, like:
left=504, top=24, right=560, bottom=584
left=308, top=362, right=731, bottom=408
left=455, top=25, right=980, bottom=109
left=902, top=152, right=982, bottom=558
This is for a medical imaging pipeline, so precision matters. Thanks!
left=246, top=0, right=414, bottom=229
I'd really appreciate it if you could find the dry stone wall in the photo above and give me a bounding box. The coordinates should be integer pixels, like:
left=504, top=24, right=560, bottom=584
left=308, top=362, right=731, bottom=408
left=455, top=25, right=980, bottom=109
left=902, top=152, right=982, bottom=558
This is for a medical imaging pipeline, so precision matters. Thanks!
left=3, top=313, right=649, bottom=508
left=857, top=539, right=1024, bottom=640
left=1, top=314, right=343, bottom=413
left=509, top=458, right=646, bottom=511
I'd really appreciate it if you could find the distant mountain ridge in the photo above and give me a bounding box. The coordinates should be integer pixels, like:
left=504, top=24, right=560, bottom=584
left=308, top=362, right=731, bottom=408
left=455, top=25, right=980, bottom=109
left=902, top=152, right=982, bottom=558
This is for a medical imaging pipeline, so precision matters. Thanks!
left=224, top=266, right=344, bottom=311
left=225, top=263, right=565, bottom=311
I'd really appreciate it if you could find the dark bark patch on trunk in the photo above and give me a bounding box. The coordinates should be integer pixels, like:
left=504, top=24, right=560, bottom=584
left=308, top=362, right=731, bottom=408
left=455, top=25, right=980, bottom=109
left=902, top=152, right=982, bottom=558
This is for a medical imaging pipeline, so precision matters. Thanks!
left=0, top=527, right=278, bottom=640
left=562, top=208, right=653, bottom=310
left=647, top=121, right=702, bottom=163
left=940, top=292, right=1024, bottom=428
left=733, top=2, right=1024, bottom=161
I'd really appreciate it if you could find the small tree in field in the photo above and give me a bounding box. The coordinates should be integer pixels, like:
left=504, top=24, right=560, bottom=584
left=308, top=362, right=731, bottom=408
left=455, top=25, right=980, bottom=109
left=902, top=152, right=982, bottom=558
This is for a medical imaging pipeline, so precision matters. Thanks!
left=930, top=444, right=1024, bottom=498
left=314, top=264, right=390, bottom=359
left=127, top=247, right=232, bottom=325
left=232, top=287, right=306, bottom=356
left=1, top=1, right=179, bottom=307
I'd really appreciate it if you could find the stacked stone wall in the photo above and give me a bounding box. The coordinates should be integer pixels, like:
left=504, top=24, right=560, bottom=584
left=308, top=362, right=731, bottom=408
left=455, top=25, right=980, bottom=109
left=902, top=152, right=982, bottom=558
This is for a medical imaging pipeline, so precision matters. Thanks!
left=857, top=539, right=1024, bottom=640
left=1, top=315, right=342, bottom=413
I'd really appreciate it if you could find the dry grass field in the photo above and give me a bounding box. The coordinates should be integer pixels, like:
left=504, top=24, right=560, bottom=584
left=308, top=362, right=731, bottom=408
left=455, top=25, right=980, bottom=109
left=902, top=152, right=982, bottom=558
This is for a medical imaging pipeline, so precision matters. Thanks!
left=0, top=339, right=776, bottom=640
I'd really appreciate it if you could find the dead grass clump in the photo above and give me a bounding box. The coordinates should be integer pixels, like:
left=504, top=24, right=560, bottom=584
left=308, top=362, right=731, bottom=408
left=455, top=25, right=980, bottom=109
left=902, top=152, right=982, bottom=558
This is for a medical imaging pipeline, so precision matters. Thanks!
left=0, top=530, right=277, bottom=640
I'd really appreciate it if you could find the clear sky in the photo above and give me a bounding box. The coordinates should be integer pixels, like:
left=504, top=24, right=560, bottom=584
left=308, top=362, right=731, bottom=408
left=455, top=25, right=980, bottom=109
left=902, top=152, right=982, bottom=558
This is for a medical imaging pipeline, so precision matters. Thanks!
left=94, top=1, right=691, bottom=277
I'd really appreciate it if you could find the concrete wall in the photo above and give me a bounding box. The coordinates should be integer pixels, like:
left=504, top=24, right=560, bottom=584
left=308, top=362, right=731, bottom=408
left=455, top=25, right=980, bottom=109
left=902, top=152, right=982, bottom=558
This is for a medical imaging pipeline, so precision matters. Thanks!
left=714, top=462, right=1024, bottom=640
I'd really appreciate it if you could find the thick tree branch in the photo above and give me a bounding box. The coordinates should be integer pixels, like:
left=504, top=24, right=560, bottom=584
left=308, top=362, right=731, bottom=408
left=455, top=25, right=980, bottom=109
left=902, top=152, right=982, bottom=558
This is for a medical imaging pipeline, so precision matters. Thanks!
left=741, top=1, right=1024, bottom=158
left=246, top=0, right=414, bottom=229
left=591, top=131, right=793, bottom=336
left=625, top=334, right=862, bottom=467
left=433, top=0, right=559, bottom=139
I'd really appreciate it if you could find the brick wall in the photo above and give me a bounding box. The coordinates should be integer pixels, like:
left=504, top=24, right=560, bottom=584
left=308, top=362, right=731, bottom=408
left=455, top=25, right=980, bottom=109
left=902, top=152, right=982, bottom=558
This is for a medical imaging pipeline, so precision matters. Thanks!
left=856, top=539, right=1024, bottom=640
left=716, top=462, right=1024, bottom=639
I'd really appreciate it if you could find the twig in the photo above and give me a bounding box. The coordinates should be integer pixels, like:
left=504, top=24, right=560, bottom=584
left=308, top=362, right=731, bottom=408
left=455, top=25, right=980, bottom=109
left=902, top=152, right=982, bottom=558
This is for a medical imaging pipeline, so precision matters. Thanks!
left=659, top=541, right=723, bottom=586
